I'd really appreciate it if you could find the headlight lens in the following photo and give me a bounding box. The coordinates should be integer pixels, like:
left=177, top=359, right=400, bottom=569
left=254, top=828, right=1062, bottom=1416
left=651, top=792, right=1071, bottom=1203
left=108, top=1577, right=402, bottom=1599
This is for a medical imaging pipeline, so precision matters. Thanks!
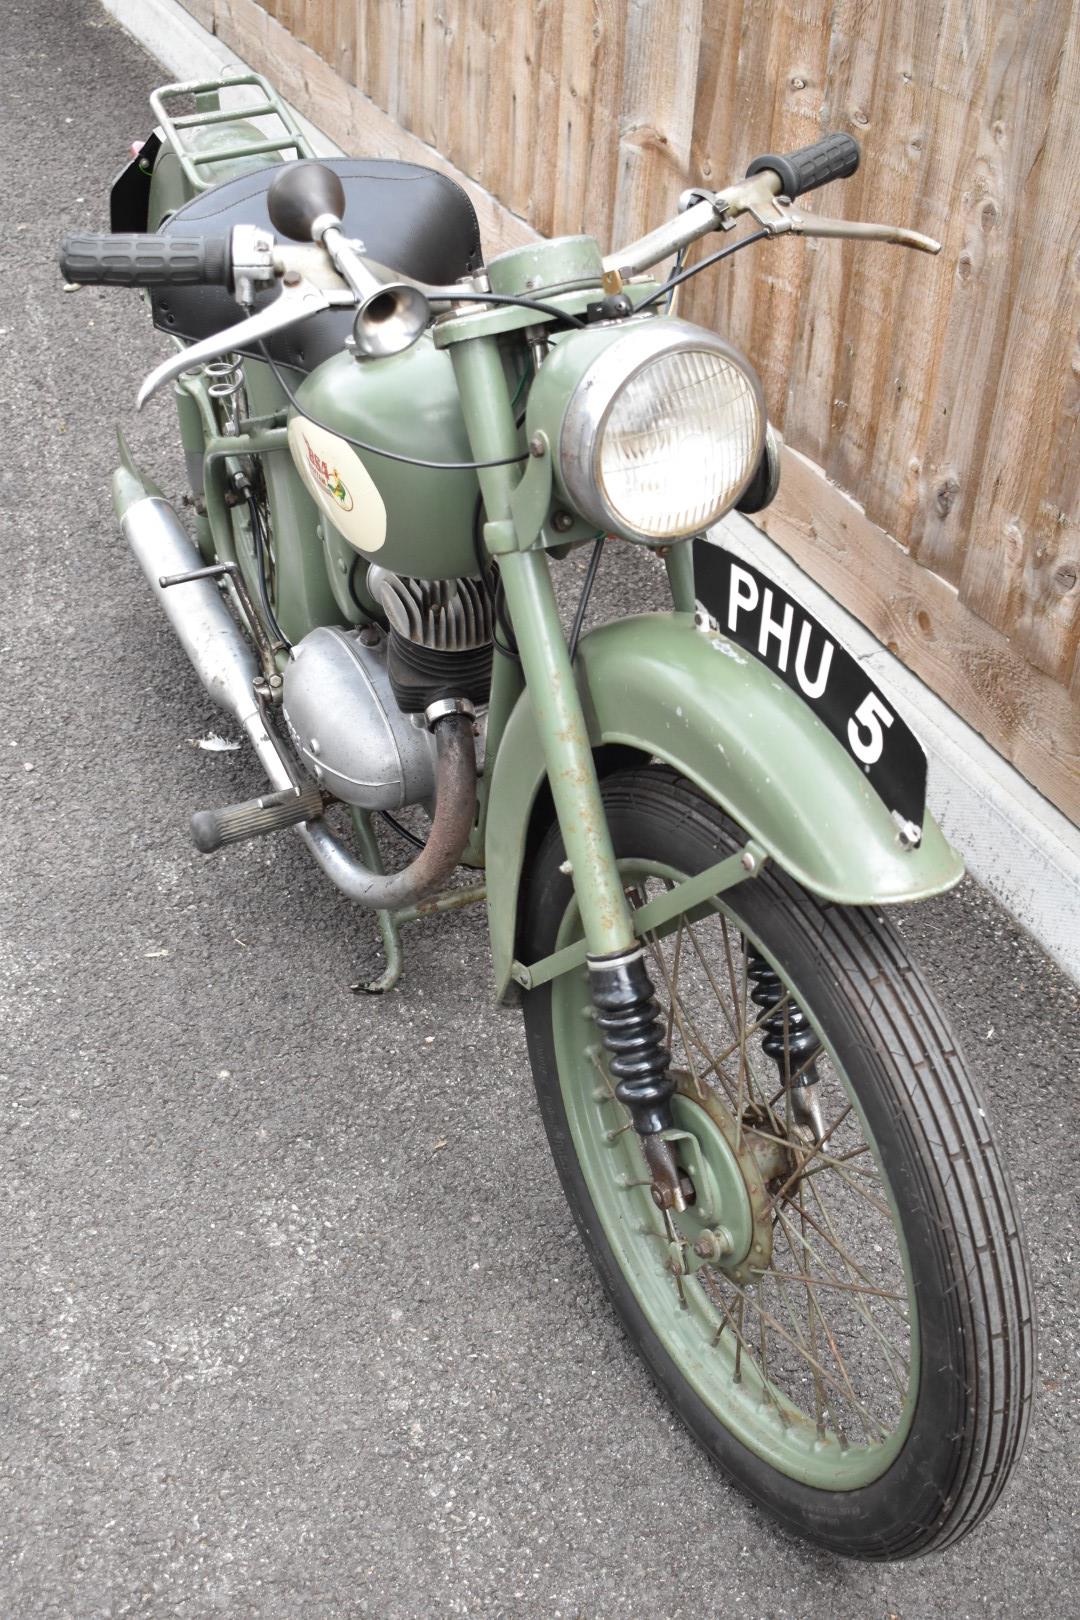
left=557, top=320, right=765, bottom=542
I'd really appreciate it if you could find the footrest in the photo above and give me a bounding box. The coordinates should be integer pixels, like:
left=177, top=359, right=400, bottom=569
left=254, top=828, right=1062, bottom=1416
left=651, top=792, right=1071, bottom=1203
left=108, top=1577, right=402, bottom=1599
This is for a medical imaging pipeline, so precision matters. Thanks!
left=191, top=782, right=324, bottom=853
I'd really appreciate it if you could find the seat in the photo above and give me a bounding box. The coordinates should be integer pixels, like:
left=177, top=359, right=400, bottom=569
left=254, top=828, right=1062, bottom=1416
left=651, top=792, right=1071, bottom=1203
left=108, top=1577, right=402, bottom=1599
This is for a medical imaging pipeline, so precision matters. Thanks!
left=151, top=158, right=483, bottom=373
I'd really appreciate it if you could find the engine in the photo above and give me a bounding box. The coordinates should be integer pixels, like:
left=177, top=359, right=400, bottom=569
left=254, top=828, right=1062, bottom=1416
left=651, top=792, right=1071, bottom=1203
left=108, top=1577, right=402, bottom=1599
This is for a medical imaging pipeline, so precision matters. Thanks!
left=281, top=568, right=494, bottom=810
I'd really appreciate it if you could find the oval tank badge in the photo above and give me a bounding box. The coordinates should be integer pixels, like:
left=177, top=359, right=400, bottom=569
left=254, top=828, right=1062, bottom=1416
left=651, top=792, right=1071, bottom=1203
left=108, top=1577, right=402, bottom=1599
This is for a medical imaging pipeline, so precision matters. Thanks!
left=287, top=415, right=387, bottom=553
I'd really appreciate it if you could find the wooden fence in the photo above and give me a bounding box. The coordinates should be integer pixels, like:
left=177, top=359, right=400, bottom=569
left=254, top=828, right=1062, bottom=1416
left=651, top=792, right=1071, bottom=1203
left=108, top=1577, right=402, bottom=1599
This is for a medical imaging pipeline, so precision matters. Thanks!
left=178, top=0, right=1080, bottom=823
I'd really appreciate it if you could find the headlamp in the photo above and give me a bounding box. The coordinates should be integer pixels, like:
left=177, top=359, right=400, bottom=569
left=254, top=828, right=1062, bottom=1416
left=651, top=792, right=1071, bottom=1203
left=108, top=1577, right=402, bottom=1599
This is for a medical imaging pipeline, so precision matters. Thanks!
left=529, top=318, right=766, bottom=543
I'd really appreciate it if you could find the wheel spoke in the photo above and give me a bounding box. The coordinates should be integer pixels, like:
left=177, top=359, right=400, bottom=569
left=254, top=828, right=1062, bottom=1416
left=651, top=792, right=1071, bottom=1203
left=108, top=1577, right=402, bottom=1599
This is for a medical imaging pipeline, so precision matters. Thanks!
left=553, top=843, right=925, bottom=1483
left=716, top=1278, right=890, bottom=1442
left=645, top=928, right=737, bottom=1108
left=773, top=1193, right=907, bottom=1318
left=802, top=1177, right=911, bottom=1397
left=760, top=1269, right=904, bottom=1304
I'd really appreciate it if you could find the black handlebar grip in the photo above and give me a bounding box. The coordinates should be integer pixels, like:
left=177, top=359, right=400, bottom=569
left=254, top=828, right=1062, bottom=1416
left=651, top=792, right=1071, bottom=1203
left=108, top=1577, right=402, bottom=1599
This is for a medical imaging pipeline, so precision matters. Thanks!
left=58, top=231, right=231, bottom=288
left=746, top=133, right=861, bottom=200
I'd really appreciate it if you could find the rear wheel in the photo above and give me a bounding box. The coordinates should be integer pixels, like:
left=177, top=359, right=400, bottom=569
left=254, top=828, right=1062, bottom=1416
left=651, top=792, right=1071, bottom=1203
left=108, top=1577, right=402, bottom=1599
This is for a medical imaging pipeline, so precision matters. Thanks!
left=521, top=765, right=1033, bottom=1558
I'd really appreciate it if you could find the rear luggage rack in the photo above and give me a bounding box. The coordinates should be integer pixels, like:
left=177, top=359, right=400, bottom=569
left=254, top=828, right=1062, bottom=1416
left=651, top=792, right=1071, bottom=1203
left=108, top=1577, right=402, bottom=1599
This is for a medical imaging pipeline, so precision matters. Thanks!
left=149, top=71, right=314, bottom=193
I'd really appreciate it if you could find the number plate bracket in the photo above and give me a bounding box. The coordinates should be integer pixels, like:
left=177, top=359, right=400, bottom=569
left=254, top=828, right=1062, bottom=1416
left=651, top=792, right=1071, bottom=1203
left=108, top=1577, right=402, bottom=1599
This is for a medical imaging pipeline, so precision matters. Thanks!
left=693, top=542, right=927, bottom=836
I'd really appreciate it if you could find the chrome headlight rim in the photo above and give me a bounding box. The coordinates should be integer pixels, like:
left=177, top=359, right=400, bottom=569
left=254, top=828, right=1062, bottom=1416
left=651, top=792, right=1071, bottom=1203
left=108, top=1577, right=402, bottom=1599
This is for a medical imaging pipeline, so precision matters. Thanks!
left=557, top=319, right=766, bottom=544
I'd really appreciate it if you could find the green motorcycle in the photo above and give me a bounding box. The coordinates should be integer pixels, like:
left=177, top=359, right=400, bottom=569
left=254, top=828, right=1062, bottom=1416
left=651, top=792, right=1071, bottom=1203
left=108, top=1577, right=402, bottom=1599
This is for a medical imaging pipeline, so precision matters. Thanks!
left=59, top=74, right=1032, bottom=1559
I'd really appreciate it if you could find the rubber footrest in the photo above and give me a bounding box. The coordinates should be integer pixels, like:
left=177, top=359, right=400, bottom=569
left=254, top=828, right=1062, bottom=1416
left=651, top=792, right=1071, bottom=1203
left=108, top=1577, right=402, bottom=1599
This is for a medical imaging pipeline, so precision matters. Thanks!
left=191, top=782, right=324, bottom=853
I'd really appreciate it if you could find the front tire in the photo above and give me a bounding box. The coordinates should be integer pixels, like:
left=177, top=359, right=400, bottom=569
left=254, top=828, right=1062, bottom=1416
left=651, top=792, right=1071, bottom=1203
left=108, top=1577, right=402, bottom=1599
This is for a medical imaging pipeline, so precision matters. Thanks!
left=521, top=766, right=1033, bottom=1559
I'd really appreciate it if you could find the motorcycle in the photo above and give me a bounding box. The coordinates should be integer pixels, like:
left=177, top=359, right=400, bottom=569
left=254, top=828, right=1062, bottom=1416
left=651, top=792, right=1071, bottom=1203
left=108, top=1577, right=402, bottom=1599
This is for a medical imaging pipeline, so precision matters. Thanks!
left=59, top=73, right=1032, bottom=1559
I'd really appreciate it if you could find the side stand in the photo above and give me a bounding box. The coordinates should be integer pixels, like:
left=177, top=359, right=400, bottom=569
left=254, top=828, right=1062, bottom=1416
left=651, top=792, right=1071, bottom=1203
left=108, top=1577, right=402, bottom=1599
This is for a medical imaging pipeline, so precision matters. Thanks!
left=348, top=809, right=404, bottom=994
left=347, top=808, right=488, bottom=995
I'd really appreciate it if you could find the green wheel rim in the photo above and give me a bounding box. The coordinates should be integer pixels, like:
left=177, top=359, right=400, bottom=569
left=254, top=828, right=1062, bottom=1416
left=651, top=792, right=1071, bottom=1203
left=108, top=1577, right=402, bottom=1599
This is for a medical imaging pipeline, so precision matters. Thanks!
left=551, top=859, right=920, bottom=1490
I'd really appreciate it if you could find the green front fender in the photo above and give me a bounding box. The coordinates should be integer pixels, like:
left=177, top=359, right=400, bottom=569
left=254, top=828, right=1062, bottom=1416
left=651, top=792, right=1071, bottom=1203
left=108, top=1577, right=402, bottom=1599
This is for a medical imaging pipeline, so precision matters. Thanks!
left=485, top=611, right=963, bottom=1000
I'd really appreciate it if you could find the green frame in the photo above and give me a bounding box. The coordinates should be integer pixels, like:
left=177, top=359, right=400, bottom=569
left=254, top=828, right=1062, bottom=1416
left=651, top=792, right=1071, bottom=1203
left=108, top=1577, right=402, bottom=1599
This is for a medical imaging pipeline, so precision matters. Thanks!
left=132, top=93, right=964, bottom=1000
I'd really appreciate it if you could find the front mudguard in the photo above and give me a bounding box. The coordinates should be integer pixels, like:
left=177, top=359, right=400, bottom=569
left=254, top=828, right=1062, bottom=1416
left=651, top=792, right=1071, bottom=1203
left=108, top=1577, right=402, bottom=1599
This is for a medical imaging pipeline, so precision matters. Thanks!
left=485, top=611, right=962, bottom=1001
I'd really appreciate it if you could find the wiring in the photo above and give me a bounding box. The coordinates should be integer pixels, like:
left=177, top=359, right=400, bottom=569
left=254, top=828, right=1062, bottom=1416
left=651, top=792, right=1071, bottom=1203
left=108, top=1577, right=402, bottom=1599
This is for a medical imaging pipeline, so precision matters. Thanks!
left=635, top=227, right=771, bottom=312
left=246, top=494, right=291, bottom=649
left=567, top=535, right=605, bottom=662
left=256, top=289, right=574, bottom=474
left=664, top=245, right=687, bottom=313
left=379, top=809, right=426, bottom=851
left=471, top=491, right=519, bottom=662
left=453, top=291, right=587, bottom=330
left=257, top=341, right=528, bottom=471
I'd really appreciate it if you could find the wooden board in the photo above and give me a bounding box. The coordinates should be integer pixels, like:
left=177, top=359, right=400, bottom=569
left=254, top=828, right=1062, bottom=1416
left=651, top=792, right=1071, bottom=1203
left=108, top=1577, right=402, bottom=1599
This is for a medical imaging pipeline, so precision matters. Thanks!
left=178, top=0, right=1080, bottom=824
left=761, top=449, right=1080, bottom=823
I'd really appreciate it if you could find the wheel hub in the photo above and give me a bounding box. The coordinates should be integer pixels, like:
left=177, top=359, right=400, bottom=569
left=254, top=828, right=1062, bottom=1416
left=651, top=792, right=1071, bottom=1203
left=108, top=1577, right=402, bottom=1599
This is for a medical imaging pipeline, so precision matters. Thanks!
left=664, top=1071, right=778, bottom=1286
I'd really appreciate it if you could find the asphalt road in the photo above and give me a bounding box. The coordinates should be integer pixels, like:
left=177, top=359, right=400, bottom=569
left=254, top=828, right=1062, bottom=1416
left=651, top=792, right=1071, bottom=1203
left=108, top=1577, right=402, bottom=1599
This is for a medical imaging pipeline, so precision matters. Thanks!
left=2, top=2, right=1078, bottom=1615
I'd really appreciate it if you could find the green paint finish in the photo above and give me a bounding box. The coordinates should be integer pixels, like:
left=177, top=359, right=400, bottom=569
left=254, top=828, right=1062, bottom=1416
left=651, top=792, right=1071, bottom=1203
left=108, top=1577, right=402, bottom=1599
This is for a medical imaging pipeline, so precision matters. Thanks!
left=293, top=339, right=484, bottom=580
left=507, top=438, right=553, bottom=549
left=447, top=332, right=522, bottom=525
left=663, top=539, right=697, bottom=613
left=548, top=864, right=919, bottom=1487
left=486, top=235, right=605, bottom=296
left=320, top=520, right=379, bottom=624
left=468, top=648, right=525, bottom=864
left=665, top=1096, right=755, bottom=1269
left=241, top=362, right=344, bottom=643
left=486, top=611, right=963, bottom=999
left=495, top=550, right=636, bottom=957
left=514, top=845, right=760, bottom=989
left=349, top=809, right=404, bottom=994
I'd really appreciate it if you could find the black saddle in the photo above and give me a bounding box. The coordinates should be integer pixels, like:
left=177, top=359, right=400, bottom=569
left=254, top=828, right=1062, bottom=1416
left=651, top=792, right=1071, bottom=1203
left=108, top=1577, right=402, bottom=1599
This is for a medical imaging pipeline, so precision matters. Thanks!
left=152, top=158, right=483, bottom=373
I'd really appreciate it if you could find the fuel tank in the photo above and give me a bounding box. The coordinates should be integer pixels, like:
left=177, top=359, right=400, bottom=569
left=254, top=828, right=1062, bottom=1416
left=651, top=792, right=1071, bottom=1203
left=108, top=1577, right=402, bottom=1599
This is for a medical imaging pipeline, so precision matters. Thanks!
left=288, top=337, right=482, bottom=580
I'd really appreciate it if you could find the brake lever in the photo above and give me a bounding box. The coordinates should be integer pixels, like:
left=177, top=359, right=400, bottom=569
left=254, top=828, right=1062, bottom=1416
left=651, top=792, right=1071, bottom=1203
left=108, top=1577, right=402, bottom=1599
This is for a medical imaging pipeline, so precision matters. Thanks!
left=746, top=193, right=941, bottom=254
left=135, top=272, right=353, bottom=410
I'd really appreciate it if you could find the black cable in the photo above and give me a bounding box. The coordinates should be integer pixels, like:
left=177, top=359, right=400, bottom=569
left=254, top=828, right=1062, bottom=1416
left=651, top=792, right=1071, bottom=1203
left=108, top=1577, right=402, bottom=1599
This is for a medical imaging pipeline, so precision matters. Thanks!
left=567, top=535, right=605, bottom=662
left=471, top=490, right=519, bottom=662
left=379, top=809, right=426, bottom=851
left=257, top=341, right=529, bottom=471
left=664, top=244, right=687, bottom=312
left=449, top=291, right=587, bottom=330
left=246, top=494, right=291, bottom=648
left=635, top=228, right=771, bottom=311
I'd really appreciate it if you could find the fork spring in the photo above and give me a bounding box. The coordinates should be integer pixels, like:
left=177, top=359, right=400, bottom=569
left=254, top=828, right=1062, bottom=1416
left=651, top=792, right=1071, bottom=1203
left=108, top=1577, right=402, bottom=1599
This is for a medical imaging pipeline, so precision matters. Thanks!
left=747, top=949, right=821, bottom=1079
left=589, top=947, right=674, bottom=1137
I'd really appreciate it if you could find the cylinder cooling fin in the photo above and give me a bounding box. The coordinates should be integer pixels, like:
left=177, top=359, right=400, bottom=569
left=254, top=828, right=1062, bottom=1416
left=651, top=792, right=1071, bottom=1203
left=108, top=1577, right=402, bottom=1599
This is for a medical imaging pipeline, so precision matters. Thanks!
left=368, top=566, right=495, bottom=714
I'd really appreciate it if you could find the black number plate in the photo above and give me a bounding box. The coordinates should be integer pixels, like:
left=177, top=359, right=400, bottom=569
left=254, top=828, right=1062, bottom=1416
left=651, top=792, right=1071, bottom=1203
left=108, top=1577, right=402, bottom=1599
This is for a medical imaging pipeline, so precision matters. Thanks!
left=693, top=541, right=927, bottom=835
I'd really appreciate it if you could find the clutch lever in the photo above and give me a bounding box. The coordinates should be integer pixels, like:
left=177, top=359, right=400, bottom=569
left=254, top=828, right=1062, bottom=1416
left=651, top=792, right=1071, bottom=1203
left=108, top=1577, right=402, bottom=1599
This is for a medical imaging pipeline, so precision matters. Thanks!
left=135, top=271, right=354, bottom=410
left=745, top=192, right=941, bottom=255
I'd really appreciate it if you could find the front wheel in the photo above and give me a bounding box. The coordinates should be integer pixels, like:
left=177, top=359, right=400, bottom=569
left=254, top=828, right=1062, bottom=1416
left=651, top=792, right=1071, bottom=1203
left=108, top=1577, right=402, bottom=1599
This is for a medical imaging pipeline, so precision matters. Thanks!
left=521, top=766, right=1033, bottom=1559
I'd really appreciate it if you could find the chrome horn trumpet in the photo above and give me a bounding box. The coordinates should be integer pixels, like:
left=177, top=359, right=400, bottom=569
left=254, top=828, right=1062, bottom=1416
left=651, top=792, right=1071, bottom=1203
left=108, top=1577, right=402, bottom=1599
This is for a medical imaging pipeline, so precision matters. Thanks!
left=343, top=260, right=432, bottom=361
left=267, top=161, right=432, bottom=358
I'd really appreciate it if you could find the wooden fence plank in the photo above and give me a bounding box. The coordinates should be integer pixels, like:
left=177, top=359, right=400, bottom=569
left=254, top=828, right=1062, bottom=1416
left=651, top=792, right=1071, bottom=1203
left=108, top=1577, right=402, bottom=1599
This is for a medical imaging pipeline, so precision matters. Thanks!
left=181, top=0, right=1080, bottom=823
left=761, top=449, right=1080, bottom=822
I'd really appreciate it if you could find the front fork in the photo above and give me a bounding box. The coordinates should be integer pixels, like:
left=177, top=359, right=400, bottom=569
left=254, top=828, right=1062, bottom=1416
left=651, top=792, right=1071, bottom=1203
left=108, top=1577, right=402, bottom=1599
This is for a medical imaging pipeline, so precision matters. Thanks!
left=450, top=333, right=687, bottom=1208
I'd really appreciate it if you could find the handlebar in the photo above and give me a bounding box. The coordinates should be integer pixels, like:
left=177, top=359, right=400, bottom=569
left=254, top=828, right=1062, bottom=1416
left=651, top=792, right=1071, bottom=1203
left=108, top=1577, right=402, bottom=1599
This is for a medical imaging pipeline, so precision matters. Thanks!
left=59, top=132, right=867, bottom=299
left=58, top=231, right=231, bottom=288
left=66, top=132, right=939, bottom=413
left=745, top=133, right=860, bottom=200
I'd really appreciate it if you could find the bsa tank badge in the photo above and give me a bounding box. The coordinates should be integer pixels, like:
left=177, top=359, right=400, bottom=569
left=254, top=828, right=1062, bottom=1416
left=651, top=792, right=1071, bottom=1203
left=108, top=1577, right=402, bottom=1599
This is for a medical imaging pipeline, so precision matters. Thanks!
left=287, top=415, right=386, bottom=552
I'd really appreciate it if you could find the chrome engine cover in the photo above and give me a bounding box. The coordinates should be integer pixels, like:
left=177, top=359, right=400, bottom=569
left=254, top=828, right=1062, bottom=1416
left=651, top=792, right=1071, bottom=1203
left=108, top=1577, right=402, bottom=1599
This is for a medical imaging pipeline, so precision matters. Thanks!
left=281, top=625, right=437, bottom=809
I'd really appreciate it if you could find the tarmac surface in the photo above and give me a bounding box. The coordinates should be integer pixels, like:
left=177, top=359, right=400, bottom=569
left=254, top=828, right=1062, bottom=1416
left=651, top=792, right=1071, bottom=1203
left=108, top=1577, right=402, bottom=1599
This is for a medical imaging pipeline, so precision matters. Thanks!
left=2, top=2, right=1078, bottom=1615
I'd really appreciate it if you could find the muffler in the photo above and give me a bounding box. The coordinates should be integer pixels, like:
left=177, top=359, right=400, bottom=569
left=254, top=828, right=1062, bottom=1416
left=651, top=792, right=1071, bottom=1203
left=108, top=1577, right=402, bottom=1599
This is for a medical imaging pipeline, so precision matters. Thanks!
left=111, top=462, right=476, bottom=910
left=113, top=464, right=298, bottom=793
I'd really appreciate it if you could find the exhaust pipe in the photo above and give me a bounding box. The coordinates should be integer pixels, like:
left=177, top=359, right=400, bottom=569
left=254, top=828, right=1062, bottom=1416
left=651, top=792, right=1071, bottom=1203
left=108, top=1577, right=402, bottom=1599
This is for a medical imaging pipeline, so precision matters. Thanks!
left=112, top=466, right=476, bottom=910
